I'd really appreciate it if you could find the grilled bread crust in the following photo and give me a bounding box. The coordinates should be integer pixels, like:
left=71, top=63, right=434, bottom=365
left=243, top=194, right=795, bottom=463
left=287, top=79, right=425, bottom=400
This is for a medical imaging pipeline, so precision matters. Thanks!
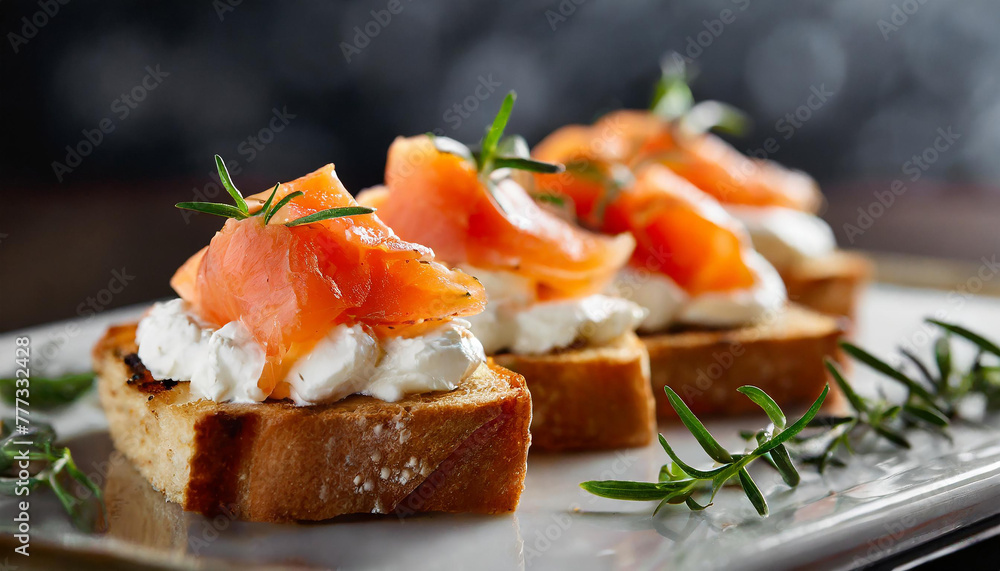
left=94, top=323, right=532, bottom=522
left=494, top=332, right=655, bottom=452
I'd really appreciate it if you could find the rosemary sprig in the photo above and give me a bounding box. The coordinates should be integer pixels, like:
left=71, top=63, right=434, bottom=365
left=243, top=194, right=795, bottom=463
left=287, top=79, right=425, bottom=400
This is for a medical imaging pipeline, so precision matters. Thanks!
left=0, top=372, right=94, bottom=410
left=789, top=320, right=999, bottom=472
left=927, top=319, right=1000, bottom=409
left=176, top=155, right=375, bottom=226
left=428, top=92, right=564, bottom=213
left=0, top=420, right=105, bottom=531
left=581, top=385, right=828, bottom=516
left=650, top=54, right=749, bottom=137
left=581, top=318, right=1000, bottom=518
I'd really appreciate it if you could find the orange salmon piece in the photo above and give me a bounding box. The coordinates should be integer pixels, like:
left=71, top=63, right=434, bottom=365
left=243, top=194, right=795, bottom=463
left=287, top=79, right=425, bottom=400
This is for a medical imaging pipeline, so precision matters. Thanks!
left=365, top=136, right=634, bottom=299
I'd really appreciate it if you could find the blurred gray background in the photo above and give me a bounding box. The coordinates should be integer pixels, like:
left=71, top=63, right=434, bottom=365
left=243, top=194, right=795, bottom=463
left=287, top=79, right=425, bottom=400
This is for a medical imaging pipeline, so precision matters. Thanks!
left=2, top=0, right=1000, bottom=330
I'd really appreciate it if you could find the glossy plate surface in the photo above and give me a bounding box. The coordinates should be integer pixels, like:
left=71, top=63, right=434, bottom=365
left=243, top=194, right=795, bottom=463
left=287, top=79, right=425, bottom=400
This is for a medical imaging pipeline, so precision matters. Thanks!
left=2, top=283, right=999, bottom=570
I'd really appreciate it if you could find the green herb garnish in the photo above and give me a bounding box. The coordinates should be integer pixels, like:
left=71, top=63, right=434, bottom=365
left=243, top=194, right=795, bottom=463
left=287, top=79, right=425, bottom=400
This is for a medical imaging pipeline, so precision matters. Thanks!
left=781, top=321, right=999, bottom=472
left=428, top=92, right=564, bottom=213
left=581, top=317, right=1000, bottom=517
left=177, top=155, right=375, bottom=226
left=581, top=385, right=828, bottom=516
left=0, top=421, right=105, bottom=531
left=650, top=54, right=749, bottom=137
left=531, top=193, right=567, bottom=206
left=0, top=372, right=94, bottom=410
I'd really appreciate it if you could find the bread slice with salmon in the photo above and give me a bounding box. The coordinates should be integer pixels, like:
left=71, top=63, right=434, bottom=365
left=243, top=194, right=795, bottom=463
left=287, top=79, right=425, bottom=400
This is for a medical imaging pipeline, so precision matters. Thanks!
left=532, top=119, right=842, bottom=418
left=557, top=57, right=869, bottom=323
left=357, top=92, right=656, bottom=451
left=96, top=157, right=532, bottom=521
left=94, top=323, right=530, bottom=522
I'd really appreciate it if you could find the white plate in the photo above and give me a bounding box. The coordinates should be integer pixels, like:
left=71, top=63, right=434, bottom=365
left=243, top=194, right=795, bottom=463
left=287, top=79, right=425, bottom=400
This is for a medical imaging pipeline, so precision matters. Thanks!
left=3, top=283, right=1000, bottom=570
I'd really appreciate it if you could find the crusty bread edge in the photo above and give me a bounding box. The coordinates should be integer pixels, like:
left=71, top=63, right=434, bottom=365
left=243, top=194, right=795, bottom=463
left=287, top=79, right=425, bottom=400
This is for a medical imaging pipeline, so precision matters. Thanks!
left=641, top=305, right=844, bottom=418
left=494, top=332, right=656, bottom=452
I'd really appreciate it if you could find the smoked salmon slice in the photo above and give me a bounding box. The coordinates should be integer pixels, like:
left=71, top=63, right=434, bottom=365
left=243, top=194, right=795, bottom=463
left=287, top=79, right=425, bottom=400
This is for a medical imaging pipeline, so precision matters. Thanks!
left=533, top=125, right=758, bottom=294
left=360, top=135, right=635, bottom=300
left=171, top=163, right=485, bottom=396
left=594, top=110, right=821, bottom=213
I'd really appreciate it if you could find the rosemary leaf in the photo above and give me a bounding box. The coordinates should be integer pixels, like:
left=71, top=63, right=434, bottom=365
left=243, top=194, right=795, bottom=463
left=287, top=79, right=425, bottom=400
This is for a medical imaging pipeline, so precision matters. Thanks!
left=825, top=359, right=868, bottom=413
left=255, top=183, right=280, bottom=218
left=265, top=190, right=304, bottom=224
left=737, top=385, right=787, bottom=430
left=927, top=320, right=1000, bottom=358
left=872, top=425, right=911, bottom=449
left=934, top=335, right=953, bottom=389
left=492, top=157, right=564, bottom=174
left=175, top=202, right=248, bottom=220
left=578, top=480, right=673, bottom=501
left=755, top=386, right=829, bottom=454
left=768, top=444, right=800, bottom=487
left=215, top=154, right=249, bottom=214
left=840, top=342, right=941, bottom=409
left=663, top=386, right=733, bottom=463
left=738, top=468, right=768, bottom=517
left=0, top=372, right=94, bottom=410
left=480, top=92, right=516, bottom=169
left=902, top=403, right=949, bottom=427
left=285, top=206, right=375, bottom=227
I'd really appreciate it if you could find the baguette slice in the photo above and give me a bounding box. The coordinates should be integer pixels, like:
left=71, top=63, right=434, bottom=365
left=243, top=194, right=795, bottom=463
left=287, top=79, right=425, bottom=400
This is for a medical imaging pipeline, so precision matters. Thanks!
left=494, top=332, right=655, bottom=452
left=643, top=305, right=843, bottom=417
left=93, top=324, right=532, bottom=523
left=781, top=250, right=872, bottom=322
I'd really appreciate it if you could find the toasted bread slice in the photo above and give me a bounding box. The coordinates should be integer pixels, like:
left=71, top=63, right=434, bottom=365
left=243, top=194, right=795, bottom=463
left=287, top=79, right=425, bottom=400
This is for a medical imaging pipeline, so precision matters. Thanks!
left=494, top=332, right=655, bottom=452
left=643, top=305, right=843, bottom=418
left=781, top=250, right=871, bottom=322
left=93, top=324, right=532, bottom=523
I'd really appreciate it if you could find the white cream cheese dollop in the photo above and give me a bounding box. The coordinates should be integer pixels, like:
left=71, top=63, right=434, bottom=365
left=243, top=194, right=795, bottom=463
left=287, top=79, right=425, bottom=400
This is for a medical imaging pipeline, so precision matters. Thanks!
left=191, top=321, right=268, bottom=403
left=135, top=298, right=209, bottom=382
left=285, top=324, right=379, bottom=406
left=610, top=250, right=787, bottom=332
left=725, top=205, right=836, bottom=270
left=135, top=300, right=486, bottom=406
left=458, top=265, right=647, bottom=355
left=364, top=319, right=485, bottom=402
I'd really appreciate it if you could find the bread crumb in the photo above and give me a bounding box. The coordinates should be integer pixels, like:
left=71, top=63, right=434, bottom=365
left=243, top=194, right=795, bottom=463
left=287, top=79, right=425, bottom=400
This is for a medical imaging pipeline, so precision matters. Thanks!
left=353, top=475, right=361, bottom=486
left=399, top=469, right=412, bottom=484
left=363, top=479, right=373, bottom=492
left=380, top=467, right=390, bottom=480
left=371, top=451, right=382, bottom=463
left=399, top=429, right=410, bottom=443
left=373, top=425, right=383, bottom=435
